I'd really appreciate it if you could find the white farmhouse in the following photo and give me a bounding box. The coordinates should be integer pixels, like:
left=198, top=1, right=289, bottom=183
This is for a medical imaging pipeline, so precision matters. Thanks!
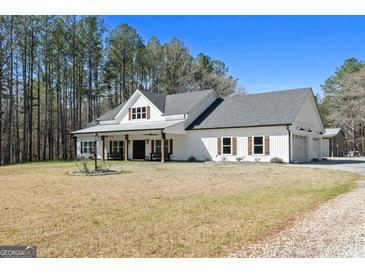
left=71, top=88, right=324, bottom=163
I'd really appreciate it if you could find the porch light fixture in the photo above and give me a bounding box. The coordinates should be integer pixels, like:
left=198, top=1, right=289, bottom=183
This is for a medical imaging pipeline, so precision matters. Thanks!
left=297, top=126, right=305, bottom=131
left=146, top=139, right=149, bottom=144
left=306, top=128, right=312, bottom=132
left=317, top=130, right=324, bottom=135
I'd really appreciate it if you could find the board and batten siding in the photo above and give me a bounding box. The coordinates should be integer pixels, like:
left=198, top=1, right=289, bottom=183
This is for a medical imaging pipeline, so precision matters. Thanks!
left=172, top=126, right=289, bottom=162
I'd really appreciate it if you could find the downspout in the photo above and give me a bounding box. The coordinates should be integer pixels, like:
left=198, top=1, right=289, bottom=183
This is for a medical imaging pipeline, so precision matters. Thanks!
left=287, top=125, right=291, bottom=163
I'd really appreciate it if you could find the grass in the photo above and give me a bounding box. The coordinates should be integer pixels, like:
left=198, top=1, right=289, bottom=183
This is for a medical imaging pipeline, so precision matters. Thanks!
left=0, top=161, right=359, bottom=257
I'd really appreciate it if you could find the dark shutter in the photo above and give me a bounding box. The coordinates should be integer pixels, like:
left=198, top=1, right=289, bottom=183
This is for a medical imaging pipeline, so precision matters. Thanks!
left=128, top=108, right=131, bottom=120
left=121, top=140, right=124, bottom=158
left=151, top=140, right=154, bottom=153
left=232, top=137, right=237, bottom=156
left=109, top=140, right=112, bottom=154
left=217, top=138, right=222, bottom=155
left=169, top=139, right=173, bottom=154
left=248, top=136, right=252, bottom=155
left=147, top=106, right=150, bottom=119
left=81, top=142, right=83, bottom=154
left=265, top=136, right=270, bottom=155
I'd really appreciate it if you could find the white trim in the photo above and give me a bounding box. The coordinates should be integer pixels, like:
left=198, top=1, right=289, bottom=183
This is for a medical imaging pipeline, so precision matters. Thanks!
left=114, top=89, right=164, bottom=123
left=252, top=135, right=265, bottom=156
left=131, top=106, right=148, bottom=120
left=221, top=136, right=233, bottom=155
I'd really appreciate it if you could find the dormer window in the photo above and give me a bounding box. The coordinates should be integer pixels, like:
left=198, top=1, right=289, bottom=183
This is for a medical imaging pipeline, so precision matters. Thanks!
left=132, top=107, right=147, bottom=120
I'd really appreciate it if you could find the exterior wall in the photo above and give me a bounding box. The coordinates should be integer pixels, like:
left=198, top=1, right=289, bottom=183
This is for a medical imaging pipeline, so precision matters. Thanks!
left=291, top=92, right=324, bottom=162
left=120, top=94, right=165, bottom=124
left=172, top=126, right=289, bottom=162
left=76, top=126, right=289, bottom=162
left=76, top=135, right=102, bottom=159
left=289, top=125, right=323, bottom=162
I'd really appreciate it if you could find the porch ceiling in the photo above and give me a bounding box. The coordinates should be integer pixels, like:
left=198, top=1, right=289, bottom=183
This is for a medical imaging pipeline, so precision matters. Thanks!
left=71, top=120, right=185, bottom=135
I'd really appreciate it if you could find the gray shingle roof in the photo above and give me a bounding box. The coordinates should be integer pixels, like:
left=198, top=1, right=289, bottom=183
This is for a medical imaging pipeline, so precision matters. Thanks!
left=139, top=90, right=166, bottom=112
left=187, top=88, right=312, bottom=130
left=94, top=89, right=215, bottom=122
left=164, top=89, right=214, bottom=115
left=95, top=102, right=126, bottom=121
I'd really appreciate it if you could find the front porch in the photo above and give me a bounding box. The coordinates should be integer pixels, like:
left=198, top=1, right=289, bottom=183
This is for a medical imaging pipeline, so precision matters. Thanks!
left=78, top=130, right=177, bottom=163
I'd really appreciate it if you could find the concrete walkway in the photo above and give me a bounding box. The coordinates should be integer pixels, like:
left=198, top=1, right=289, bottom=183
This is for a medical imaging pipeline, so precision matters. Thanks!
left=232, top=157, right=365, bottom=257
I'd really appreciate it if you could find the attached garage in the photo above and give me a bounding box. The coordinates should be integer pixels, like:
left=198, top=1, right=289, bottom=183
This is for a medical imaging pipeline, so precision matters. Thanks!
left=321, top=139, right=330, bottom=157
left=292, top=135, right=307, bottom=162
left=312, top=138, right=321, bottom=160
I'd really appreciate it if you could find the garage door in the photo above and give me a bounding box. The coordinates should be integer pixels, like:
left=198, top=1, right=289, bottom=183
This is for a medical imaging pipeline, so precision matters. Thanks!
left=321, top=139, right=330, bottom=157
left=293, top=135, right=307, bottom=162
left=312, top=138, right=321, bottom=160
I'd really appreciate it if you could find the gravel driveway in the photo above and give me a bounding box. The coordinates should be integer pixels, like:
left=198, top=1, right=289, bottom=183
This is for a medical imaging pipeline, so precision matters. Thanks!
left=232, top=158, right=365, bottom=258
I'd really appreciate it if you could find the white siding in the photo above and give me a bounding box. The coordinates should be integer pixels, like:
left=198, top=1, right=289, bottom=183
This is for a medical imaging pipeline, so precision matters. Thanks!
left=171, top=126, right=289, bottom=162
left=76, top=126, right=289, bottom=162
left=120, top=95, right=165, bottom=124
left=291, top=92, right=324, bottom=162
left=76, top=135, right=102, bottom=159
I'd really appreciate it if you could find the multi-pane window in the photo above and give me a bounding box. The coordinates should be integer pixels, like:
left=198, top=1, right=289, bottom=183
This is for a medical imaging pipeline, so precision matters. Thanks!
left=131, top=107, right=147, bottom=120
left=154, top=140, right=169, bottom=155
left=253, top=136, right=264, bottom=154
left=82, top=141, right=96, bottom=154
left=222, top=137, right=232, bottom=154
left=111, top=141, right=124, bottom=154
left=155, top=140, right=162, bottom=154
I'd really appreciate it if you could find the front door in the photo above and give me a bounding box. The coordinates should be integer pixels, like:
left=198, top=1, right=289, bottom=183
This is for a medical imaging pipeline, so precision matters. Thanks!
left=133, top=140, right=146, bottom=159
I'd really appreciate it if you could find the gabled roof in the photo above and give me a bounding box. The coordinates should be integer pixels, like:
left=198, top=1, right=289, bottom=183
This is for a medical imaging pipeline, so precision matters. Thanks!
left=187, top=88, right=312, bottom=130
left=139, top=90, right=166, bottom=113
left=95, top=102, right=126, bottom=121
left=164, top=89, right=215, bottom=115
left=323, top=128, right=342, bottom=138
left=92, top=89, right=216, bottom=122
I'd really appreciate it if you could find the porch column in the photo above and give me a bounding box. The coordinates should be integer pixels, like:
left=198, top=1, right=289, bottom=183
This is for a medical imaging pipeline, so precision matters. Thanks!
left=161, top=132, right=166, bottom=163
left=124, top=134, right=129, bottom=161
left=102, top=136, right=105, bottom=161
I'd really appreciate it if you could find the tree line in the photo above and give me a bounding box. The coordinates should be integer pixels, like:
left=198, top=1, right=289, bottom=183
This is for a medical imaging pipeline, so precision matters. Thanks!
left=318, top=57, right=365, bottom=155
left=0, top=16, right=239, bottom=165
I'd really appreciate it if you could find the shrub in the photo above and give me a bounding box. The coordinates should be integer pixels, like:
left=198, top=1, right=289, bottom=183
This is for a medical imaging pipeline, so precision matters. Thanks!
left=76, top=159, right=90, bottom=173
left=187, top=156, right=196, bottom=162
left=270, top=157, right=284, bottom=164
left=235, top=156, right=243, bottom=162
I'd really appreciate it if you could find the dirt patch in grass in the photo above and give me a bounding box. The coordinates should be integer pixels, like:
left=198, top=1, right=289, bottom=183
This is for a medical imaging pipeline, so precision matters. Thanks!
left=0, top=161, right=359, bottom=257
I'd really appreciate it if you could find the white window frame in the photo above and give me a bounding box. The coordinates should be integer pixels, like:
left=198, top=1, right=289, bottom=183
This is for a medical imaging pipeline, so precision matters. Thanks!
left=82, top=141, right=95, bottom=154
left=154, top=139, right=169, bottom=154
left=131, top=106, right=147, bottom=120
left=155, top=140, right=162, bottom=154
left=221, top=137, right=232, bottom=155
left=253, top=136, right=264, bottom=155
left=111, top=140, right=124, bottom=154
